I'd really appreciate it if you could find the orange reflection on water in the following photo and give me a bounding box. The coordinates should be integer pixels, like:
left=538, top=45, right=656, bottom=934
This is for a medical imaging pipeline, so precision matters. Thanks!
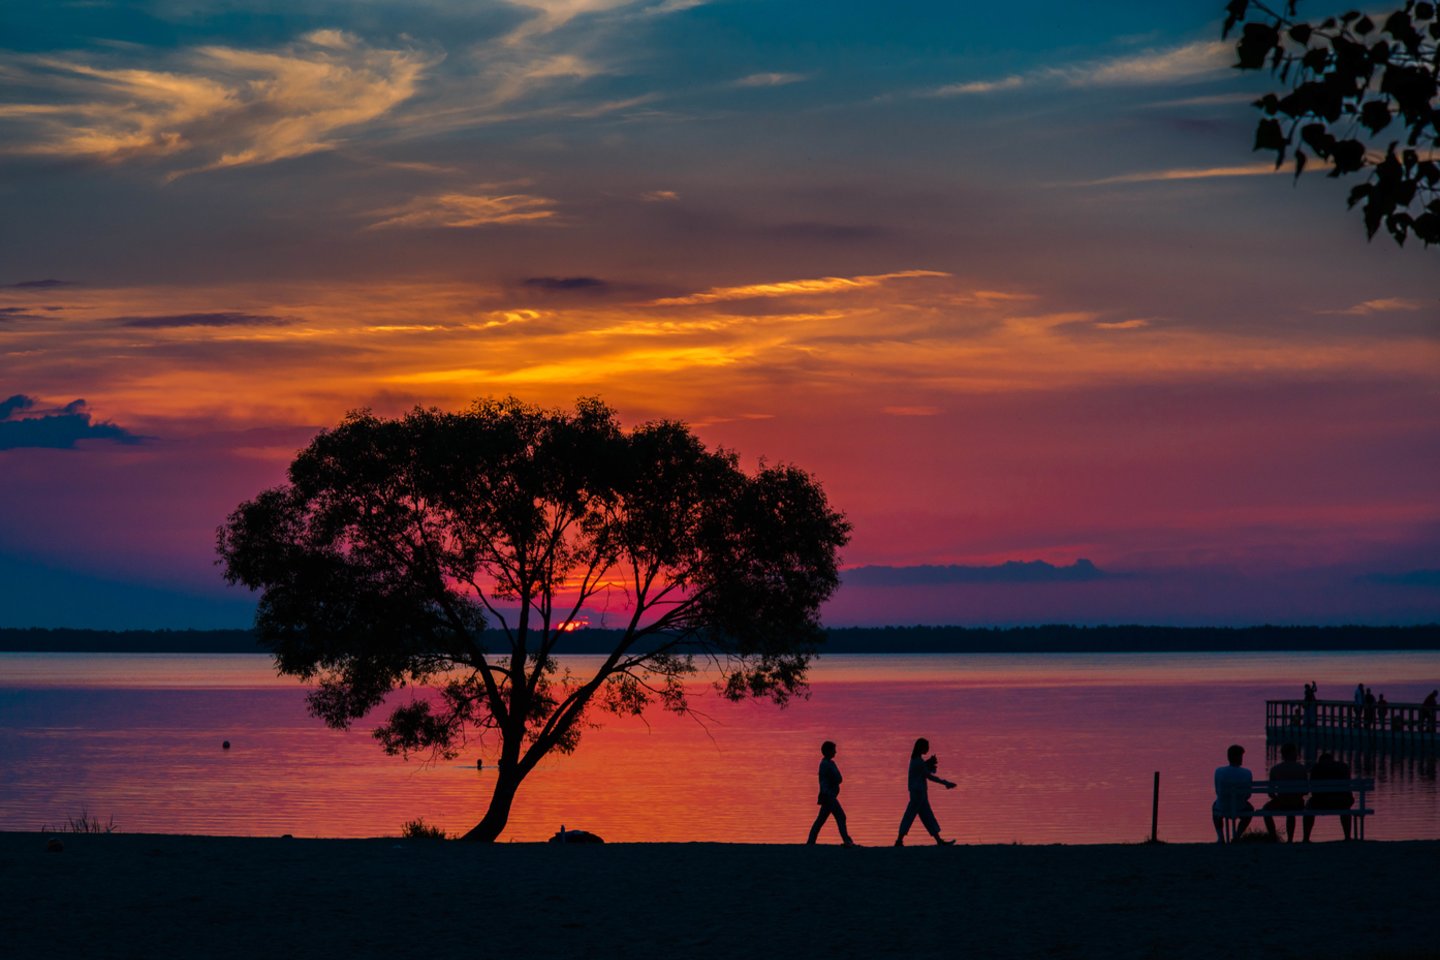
left=3, top=652, right=1438, bottom=844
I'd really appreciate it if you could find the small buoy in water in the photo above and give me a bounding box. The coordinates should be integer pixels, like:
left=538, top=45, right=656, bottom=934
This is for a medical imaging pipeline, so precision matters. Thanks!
left=476, top=758, right=483, bottom=770
left=46, top=838, right=63, bottom=853
left=222, top=740, right=231, bottom=750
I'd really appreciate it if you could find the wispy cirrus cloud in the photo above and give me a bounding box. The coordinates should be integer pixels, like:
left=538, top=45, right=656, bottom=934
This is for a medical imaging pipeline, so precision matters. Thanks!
left=930, top=40, right=1230, bottom=97
left=1070, top=163, right=1282, bottom=187
left=647, top=269, right=950, bottom=306
left=0, top=31, right=436, bottom=176
left=368, top=191, right=558, bottom=229
left=1323, top=298, right=1429, bottom=316
left=733, top=72, right=808, bottom=88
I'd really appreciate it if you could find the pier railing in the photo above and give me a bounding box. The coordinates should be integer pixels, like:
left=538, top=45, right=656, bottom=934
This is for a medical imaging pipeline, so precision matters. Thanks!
left=1266, top=698, right=1438, bottom=753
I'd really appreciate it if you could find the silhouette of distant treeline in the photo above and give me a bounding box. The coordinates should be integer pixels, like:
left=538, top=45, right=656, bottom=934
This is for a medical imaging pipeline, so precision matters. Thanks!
left=4, top=624, right=1440, bottom=654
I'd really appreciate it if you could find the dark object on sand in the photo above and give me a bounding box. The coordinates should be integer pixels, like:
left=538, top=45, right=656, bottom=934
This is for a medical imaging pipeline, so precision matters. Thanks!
left=549, top=826, right=604, bottom=844
left=476, top=758, right=483, bottom=770
left=222, top=740, right=231, bottom=750
left=46, top=838, right=63, bottom=853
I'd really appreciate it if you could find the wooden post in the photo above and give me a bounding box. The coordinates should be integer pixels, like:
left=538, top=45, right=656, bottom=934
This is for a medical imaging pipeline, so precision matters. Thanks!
left=1150, top=771, right=1160, bottom=843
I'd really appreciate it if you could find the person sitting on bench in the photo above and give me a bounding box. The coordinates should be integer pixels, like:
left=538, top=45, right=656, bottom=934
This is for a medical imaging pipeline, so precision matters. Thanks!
left=1261, top=742, right=1307, bottom=843
left=1304, top=751, right=1354, bottom=842
left=1212, top=743, right=1253, bottom=843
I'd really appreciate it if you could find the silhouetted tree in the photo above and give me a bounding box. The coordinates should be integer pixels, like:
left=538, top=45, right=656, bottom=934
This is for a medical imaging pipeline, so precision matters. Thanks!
left=1223, top=1, right=1439, bottom=245
left=217, top=397, right=850, bottom=841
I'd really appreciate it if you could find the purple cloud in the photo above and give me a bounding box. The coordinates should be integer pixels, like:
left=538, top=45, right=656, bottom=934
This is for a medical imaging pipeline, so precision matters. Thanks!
left=2, top=279, right=74, bottom=289
left=112, top=312, right=292, bottom=329
left=844, top=558, right=1112, bottom=586
left=0, top=395, right=145, bottom=450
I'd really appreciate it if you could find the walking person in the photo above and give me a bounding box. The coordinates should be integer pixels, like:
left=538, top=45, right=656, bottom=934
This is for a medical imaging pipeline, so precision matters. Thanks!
left=806, top=740, right=857, bottom=846
left=895, top=737, right=956, bottom=846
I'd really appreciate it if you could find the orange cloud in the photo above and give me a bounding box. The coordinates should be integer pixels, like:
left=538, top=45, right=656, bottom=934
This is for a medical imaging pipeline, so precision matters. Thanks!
left=368, top=192, right=558, bottom=229
left=647, top=270, right=950, bottom=306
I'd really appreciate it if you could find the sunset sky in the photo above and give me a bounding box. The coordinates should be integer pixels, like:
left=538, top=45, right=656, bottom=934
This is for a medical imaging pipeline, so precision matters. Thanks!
left=1, top=0, right=1437, bottom=629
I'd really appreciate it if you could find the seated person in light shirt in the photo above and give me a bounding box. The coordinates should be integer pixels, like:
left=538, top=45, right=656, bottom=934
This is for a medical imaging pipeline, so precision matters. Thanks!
left=1211, top=743, right=1253, bottom=843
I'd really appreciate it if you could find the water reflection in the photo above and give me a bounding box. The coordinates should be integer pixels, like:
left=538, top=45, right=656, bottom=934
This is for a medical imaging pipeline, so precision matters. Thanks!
left=2, top=652, right=1438, bottom=844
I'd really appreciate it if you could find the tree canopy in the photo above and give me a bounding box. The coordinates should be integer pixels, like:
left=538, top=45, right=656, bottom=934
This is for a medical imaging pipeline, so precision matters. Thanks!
left=1223, top=0, right=1440, bottom=245
left=217, top=397, right=850, bottom=841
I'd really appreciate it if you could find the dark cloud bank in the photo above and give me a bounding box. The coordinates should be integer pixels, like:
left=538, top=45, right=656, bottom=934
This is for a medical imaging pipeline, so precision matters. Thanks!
left=522, top=276, right=611, bottom=292
left=844, top=558, right=1110, bottom=587
left=0, top=394, right=144, bottom=450
left=2, top=279, right=73, bottom=289
left=112, top=312, right=291, bottom=328
left=1363, top=570, right=1440, bottom=587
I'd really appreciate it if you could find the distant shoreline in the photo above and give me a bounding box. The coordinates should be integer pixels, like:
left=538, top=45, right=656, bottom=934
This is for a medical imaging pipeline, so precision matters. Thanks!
left=3, top=623, right=1439, bottom=654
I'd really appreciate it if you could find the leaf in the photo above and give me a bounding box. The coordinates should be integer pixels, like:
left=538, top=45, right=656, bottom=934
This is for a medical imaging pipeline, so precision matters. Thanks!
left=1289, top=23, right=1313, bottom=44
left=1302, top=47, right=1330, bottom=72
left=1354, top=15, right=1374, bottom=35
left=1330, top=139, right=1368, bottom=174
left=1383, top=10, right=1413, bottom=38
left=1254, top=117, right=1287, bottom=153
left=1223, top=0, right=1251, bottom=39
left=1412, top=211, right=1440, bottom=246
left=1360, top=98, right=1393, bottom=134
left=1386, top=212, right=1413, bottom=245
left=1347, top=183, right=1372, bottom=208
left=1417, top=3, right=1435, bottom=20
left=1300, top=122, right=1336, bottom=157
left=1237, top=22, right=1281, bottom=69
left=1363, top=197, right=1385, bottom=238
left=1293, top=149, right=1308, bottom=182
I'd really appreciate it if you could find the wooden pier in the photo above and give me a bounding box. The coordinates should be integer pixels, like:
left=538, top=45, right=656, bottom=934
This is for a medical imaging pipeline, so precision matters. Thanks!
left=1265, top=698, right=1438, bottom=754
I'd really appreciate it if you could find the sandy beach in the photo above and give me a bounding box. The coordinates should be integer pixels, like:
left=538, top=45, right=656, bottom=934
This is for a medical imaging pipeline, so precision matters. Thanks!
left=3, top=833, right=1434, bottom=960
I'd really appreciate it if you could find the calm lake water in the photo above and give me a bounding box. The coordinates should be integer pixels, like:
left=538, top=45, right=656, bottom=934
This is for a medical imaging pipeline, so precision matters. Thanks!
left=2, top=651, right=1437, bottom=844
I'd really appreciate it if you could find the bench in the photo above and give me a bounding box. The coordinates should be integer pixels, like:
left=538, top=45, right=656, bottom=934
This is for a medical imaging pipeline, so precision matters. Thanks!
left=1217, top=778, right=1375, bottom=841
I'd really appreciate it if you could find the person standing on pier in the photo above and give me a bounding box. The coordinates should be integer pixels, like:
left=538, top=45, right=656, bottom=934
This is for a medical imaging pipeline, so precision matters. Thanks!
left=1303, top=682, right=1317, bottom=727
left=1353, top=683, right=1365, bottom=728
left=1363, top=688, right=1376, bottom=730
left=1423, top=691, right=1438, bottom=734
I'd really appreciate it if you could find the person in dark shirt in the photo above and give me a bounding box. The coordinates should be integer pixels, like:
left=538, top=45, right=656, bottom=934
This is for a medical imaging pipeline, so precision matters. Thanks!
left=1303, top=751, right=1354, bottom=842
left=895, top=737, right=956, bottom=846
left=807, top=740, right=856, bottom=846
left=1261, top=742, right=1308, bottom=842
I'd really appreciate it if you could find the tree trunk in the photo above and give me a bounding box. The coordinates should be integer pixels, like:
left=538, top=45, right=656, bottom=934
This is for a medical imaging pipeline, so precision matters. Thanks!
left=460, top=761, right=525, bottom=842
